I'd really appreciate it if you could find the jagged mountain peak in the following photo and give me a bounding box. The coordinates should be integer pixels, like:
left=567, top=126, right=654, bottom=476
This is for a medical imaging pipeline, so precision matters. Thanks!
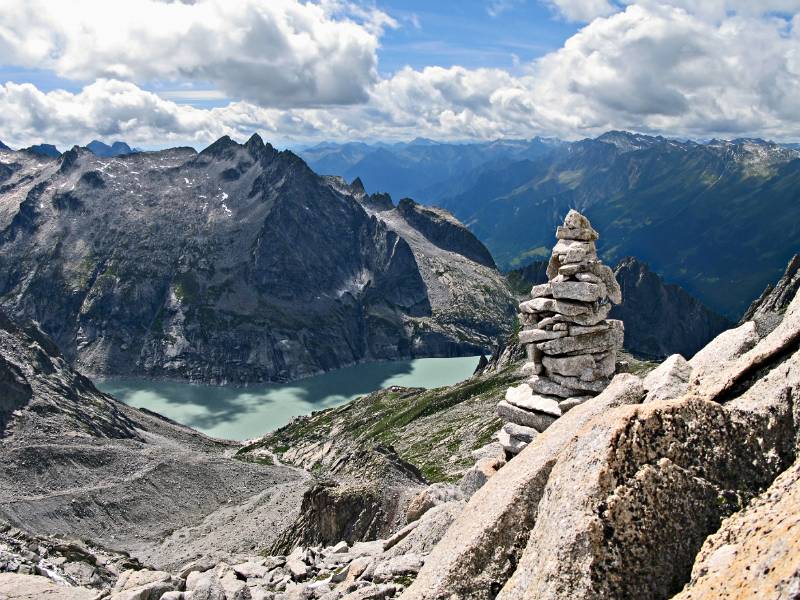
left=0, top=138, right=514, bottom=383
left=595, top=130, right=663, bottom=152
left=199, top=134, right=240, bottom=158
left=0, top=139, right=10, bottom=151
left=21, top=143, right=61, bottom=158
left=86, top=139, right=136, bottom=157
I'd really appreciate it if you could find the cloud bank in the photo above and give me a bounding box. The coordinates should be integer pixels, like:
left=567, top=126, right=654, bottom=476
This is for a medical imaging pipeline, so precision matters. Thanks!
left=1, top=0, right=800, bottom=148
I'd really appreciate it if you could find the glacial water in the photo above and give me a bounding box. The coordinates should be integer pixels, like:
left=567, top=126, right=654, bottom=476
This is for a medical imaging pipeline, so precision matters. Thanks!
left=96, top=356, right=481, bottom=441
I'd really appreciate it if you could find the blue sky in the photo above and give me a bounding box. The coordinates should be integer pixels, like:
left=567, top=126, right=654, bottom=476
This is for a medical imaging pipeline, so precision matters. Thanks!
left=0, top=1, right=580, bottom=109
left=1, top=0, right=799, bottom=149
left=375, top=2, right=579, bottom=74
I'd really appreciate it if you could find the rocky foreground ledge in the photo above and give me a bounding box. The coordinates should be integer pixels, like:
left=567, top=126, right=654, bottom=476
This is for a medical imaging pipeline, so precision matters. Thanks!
left=3, top=271, right=799, bottom=599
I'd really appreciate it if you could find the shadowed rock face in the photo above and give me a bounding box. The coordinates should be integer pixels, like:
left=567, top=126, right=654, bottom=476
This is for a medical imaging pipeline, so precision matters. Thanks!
left=611, top=257, right=732, bottom=359
left=0, top=135, right=515, bottom=384
left=740, top=253, right=800, bottom=337
left=0, top=309, right=139, bottom=441
left=395, top=198, right=497, bottom=269
left=673, top=457, right=800, bottom=600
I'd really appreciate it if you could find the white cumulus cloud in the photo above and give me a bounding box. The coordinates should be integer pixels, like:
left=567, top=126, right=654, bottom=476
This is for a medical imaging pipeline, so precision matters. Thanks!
left=1, top=1, right=800, bottom=147
left=0, top=0, right=394, bottom=107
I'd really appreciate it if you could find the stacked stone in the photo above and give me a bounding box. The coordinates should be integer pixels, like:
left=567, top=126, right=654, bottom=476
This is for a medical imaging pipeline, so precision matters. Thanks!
left=497, top=210, right=623, bottom=455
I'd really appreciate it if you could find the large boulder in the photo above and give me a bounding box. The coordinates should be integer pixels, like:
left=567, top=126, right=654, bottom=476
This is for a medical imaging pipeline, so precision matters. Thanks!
left=673, top=457, right=800, bottom=599
left=496, top=397, right=791, bottom=599
left=0, top=574, right=96, bottom=599
left=403, top=288, right=800, bottom=600
left=401, top=374, right=645, bottom=599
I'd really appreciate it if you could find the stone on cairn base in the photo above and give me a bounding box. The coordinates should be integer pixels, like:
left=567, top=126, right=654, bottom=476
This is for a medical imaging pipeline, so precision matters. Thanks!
left=497, top=209, right=624, bottom=456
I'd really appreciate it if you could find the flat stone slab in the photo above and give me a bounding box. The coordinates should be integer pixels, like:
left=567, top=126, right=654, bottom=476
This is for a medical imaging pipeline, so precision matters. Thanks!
left=552, top=239, right=597, bottom=265
left=519, top=328, right=567, bottom=344
left=498, top=427, right=528, bottom=455
left=542, top=353, right=615, bottom=381
left=505, top=385, right=562, bottom=417
left=503, top=422, right=539, bottom=442
left=530, top=283, right=552, bottom=299
left=554, top=303, right=612, bottom=327
left=497, top=400, right=558, bottom=432
left=558, top=396, right=593, bottom=413
left=520, top=297, right=591, bottom=317
left=549, top=372, right=612, bottom=393
left=527, top=375, right=583, bottom=398
left=551, top=281, right=605, bottom=302
left=569, top=323, right=610, bottom=336
left=537, top=320, right=623, bottom=355
left=556, top=225, right=598, bottom=242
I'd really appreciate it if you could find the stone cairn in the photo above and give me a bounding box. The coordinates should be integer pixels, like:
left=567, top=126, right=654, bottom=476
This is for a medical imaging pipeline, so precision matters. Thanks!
left=497, top=210, right=623, bottom=455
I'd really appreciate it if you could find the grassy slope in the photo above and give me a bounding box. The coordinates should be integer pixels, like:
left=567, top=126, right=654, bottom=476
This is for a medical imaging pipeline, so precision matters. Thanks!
left=238, top=351, right=657, bottom=483
left=239, top=365, right=524, bottom=483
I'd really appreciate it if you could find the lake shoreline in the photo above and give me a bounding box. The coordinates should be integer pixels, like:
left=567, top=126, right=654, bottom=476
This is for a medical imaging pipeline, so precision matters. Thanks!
left=88, top=352, right=486, bottom=390
left=96, top=356, right=483, bottom=441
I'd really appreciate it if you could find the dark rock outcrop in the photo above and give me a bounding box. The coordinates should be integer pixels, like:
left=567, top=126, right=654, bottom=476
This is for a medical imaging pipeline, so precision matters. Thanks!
left=396, top=198, right=496, bottom=268
left=740, top=253, right=800, bottom=337
left=611, top=257, right=732, bottom=359
left=85, top=140, right=136, bottom=157
left=0, top=136, right=515, bottom=384
left=21, top=144, right=60, bottom=158
left=269, top=444, right=426, bottom=552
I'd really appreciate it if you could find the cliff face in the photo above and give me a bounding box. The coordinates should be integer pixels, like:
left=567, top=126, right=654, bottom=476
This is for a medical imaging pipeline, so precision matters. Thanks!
left=0, top=136, right=515, bottom=384
left=740, top=253, right=800, bottom=337
left=611, top=257, right=732, bottom=359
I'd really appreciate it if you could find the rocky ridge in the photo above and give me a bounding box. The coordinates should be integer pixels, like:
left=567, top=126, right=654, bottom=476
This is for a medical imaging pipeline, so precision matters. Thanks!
left=497, top=210, right=623, bottom=455
left=403, top=284, right=800, bottom=599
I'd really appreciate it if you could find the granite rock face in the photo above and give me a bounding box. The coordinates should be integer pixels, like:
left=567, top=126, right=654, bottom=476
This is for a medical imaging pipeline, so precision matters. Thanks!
left=0, top=138, right=515, bottom=384
left=672, top=457, right=800, bottom=600
left=497, top=210, right=623, bottom=455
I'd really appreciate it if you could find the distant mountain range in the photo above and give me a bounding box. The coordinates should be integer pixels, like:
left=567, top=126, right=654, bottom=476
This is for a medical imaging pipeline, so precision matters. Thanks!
left=2, top=140, right=139, bottom=158
left=85, top=140, right=138, bottom=157
left=22, top=143, right=61, bottom=158
left=312, top=132, right=800, bottom=319
left=298, top=137, right=562, bottom=201
left=0, top=135, right=515, bottom=384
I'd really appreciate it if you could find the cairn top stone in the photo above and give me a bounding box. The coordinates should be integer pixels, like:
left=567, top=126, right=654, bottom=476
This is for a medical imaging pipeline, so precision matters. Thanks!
left=556, top=209, right=599, bottom=242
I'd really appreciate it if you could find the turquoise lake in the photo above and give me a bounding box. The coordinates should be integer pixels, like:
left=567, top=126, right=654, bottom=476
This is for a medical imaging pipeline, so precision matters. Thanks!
left=96, top=356, right=481, bottom=441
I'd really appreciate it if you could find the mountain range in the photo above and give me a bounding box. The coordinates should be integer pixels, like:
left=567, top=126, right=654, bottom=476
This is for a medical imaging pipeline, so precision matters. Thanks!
left=307, top=132, right=800, bottom=319
left=299, top=137, right=562, bottom=202
left=0, top=135, right=515, bottom=384
left=0, top=140, right=138, bottom=158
